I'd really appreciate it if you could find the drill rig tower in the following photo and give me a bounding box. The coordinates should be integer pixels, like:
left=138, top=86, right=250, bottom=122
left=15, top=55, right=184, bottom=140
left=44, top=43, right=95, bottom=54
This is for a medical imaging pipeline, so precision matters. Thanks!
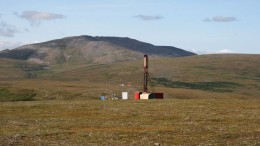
left=134, top=54, right=164, bottom=100
left=143, top=55, right=148, bottom=92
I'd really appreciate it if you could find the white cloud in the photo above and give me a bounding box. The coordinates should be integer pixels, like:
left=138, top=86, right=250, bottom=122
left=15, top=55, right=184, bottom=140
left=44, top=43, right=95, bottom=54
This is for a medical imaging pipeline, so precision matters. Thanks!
left=213, top=16, right=237, bottom=22
left=85, top=4, right=127, bottom=9
left=188, top=49, right=211, bottom=55
left=15, top=11, right=65, bottom=26
left=0, top=41, right=25, bottom=50
left=217, top=49, right=236, bottom=54
left=24, top=28, right=30, bottom=32
left=134, top=15, right=163, bottom=21
left=0, top=21, right=19, bottom=37
left=204, top=16, right=238, bottom=23
left=190, top=49, right=236, bottom=55
left=203, top=18, right=211, bottom=22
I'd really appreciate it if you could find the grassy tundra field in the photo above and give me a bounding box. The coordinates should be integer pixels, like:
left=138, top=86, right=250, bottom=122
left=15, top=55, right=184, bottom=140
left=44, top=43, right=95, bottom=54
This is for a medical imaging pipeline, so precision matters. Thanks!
left=1, top=99, right=260, bottom=145
left=0, top=54, right=260, bottom=145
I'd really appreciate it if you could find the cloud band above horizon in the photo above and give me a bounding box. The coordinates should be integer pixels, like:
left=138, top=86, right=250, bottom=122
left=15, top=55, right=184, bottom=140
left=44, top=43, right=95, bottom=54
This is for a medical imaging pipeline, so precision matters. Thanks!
left=204, top=16, right=238, bottom=23
left=0, top=21, right=18, bottom=37
left=15, top=11, right=65, bottom=26
left=134, top=15, right=163, bottom=21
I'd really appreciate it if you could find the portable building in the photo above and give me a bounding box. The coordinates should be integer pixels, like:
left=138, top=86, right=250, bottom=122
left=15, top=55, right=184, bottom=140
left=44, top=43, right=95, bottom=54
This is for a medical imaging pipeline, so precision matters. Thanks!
left=140, top=93, right=155, bottom=99
left=122, top=92, right=128, bottom=100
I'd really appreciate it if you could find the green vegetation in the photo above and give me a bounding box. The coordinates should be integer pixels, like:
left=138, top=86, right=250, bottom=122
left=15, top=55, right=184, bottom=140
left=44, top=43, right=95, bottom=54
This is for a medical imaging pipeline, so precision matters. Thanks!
left=153, top=77, right=241, bottom=92
left=0, top=54, right=260, bottom=101
left=55, top=55, right=67, bottom=64
left=0, top=88, right=36, bottom=102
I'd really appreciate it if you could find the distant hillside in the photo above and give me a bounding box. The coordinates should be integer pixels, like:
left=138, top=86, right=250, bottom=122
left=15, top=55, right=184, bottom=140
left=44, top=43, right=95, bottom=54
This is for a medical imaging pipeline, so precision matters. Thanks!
left=0, top=35, right=196, bottom=65
left=0, top=54, right=259, bottom=100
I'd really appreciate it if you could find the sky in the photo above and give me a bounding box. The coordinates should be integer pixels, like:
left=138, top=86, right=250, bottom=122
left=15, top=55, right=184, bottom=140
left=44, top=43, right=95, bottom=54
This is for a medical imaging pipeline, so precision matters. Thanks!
left=0, top=0, right=259, bottom=54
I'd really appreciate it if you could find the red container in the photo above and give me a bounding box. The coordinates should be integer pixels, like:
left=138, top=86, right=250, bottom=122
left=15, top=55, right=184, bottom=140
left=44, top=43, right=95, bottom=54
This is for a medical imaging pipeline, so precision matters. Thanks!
left=154, top=93, right=164, bottom=99
left=134, top=92, right=141, bottom=100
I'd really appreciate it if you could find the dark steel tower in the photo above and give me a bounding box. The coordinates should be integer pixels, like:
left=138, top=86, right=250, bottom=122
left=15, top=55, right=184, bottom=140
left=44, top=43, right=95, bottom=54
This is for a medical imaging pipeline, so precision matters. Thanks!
left=144, top=55, right=148, bottom=92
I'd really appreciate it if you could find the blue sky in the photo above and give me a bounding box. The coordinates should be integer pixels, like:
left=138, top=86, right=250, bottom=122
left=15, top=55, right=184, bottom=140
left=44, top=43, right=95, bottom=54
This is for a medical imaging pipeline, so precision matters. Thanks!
left=0, top=0, right=259, bottom=54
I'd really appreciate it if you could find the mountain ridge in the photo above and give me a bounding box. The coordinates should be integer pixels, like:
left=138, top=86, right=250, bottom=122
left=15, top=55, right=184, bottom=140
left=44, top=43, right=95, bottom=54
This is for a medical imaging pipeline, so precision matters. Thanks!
left=0, top=35, right=196, bottom=65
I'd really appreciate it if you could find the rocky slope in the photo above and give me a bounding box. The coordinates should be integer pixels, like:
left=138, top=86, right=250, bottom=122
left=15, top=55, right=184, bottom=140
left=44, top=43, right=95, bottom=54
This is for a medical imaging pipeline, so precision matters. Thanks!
left=0, top=35, right=196, bottom=65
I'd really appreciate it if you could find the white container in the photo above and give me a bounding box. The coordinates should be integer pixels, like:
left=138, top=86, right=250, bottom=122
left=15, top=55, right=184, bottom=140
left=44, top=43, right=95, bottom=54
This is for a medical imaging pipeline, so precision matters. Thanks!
left=140, top=93, right=155, bottom=99
left=122, top=92, right=128, bottom=100
left=140, top=93, right=150, bottom=100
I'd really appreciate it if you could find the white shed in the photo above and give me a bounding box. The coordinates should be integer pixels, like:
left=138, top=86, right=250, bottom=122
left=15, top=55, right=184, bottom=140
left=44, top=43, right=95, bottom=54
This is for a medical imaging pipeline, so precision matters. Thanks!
left=122, top=92, right=128, bottom=100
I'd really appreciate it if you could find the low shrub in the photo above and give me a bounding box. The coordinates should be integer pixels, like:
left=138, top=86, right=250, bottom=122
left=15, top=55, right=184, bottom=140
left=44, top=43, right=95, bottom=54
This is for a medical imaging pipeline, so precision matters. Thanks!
left=0, top=88, right=36, bottom=102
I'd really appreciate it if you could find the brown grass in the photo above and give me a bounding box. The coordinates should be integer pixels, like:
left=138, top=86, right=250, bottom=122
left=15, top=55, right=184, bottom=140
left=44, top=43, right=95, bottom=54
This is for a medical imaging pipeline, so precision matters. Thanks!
left=0, top=99, right=259, bottom=145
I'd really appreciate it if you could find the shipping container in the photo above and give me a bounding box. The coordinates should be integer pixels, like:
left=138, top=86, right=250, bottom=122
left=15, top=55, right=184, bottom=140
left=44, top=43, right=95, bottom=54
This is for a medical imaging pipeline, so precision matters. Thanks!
left=154, top=93, right=164, bottom=99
